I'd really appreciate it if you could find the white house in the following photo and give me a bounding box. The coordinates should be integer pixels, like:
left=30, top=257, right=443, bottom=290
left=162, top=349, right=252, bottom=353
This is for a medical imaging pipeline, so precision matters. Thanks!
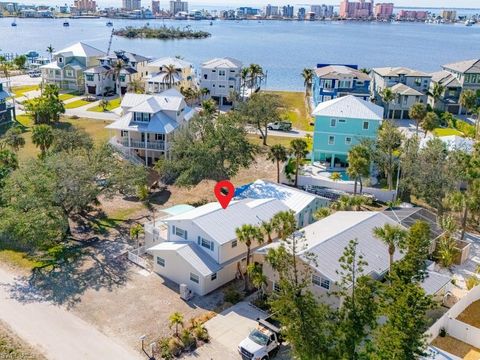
left=256, top=211, right=406, bottom=308
left=106, top=88, right=195, bottom=165
left=84, top=50, right=149, bottom=96
left=147, top=198, right=290, bottom=296
left=40, top=42, right=106, bottom=93
left=143, top=57, right=196, bottom=94
left=199, top=57, right=243, bottom=105
left=234, top=179, right=330, bottom=228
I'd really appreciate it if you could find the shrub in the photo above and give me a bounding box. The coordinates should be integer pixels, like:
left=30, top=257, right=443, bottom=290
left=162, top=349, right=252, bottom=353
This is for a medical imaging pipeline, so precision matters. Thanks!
left=466, top=276, right=480, bottom=290
left=180, top=329, right=196, bottom=350
left=224, top=288, right=242, bottom=304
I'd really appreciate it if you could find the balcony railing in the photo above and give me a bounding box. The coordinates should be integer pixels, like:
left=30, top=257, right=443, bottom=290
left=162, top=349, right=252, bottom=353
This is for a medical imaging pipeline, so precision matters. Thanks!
left=116, top=137, right=167, bottom=151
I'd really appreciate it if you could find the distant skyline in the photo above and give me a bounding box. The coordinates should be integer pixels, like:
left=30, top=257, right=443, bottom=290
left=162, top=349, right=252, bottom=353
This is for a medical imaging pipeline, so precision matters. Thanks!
left=22, top=0, right=480, bottom=8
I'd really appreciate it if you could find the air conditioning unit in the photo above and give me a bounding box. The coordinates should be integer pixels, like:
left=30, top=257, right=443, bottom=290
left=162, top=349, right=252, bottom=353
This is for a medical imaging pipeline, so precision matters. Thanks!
left=180, top=284, right=193, bottom=301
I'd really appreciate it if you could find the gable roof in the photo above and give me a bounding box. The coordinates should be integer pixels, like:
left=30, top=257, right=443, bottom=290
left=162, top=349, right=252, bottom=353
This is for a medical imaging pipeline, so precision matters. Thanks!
left=202, top=57, right=243, bottom=69
left=443, top=59, right=480, bottom=74
left=54, top=42, right=106, bottom=58
left=390, top=83, right=424, bottom=96
left=234, top=179, right=329, bottom=214
left=312, top=95, right=384, bottom=120
left=372, top=67, right=431, bottom=78
left=314, top=65, right=370, bottom=81
left=165, top=198, right=289, bottom=245
left=147, top=57, right=192, bottom=69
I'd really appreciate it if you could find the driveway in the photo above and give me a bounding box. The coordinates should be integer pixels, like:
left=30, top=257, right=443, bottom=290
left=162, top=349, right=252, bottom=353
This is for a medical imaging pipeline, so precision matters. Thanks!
left=0, top=267, right=142, bottom=360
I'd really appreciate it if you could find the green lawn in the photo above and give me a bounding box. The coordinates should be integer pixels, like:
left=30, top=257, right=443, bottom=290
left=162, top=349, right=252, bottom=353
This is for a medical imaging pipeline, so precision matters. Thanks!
left=64, top=99, right=92, bottom=109
left=59, top=93, right=77, bottom=101
left=267, top=91, right=313, bottom=131
left=433, top=128, right=464, bottom=137
left=11, top=85, right=39, bottom=97
left=87, top=97, right=121, bottom=112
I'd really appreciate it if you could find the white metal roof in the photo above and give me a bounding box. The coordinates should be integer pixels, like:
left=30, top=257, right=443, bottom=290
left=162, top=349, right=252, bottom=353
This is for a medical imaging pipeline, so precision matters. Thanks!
left=53, top=42, right=106, bottom=58
left=202, top=57, right=242, bottom=69
left=148, top=241, right=220, bottom=276
left=234, top=179, right=329, bottom=214
left=312, top=95, right=384, bottom=120
left=165, top=198, right=290, bottom=245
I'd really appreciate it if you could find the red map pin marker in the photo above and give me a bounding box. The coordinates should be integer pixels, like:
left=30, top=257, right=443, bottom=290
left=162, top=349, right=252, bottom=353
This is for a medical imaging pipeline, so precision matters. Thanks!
left=214, top=180, right=235, bottom=209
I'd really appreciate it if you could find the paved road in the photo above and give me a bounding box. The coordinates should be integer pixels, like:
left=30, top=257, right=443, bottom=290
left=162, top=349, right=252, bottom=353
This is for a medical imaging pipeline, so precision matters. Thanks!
left=0, top=267, right=143, bottom=360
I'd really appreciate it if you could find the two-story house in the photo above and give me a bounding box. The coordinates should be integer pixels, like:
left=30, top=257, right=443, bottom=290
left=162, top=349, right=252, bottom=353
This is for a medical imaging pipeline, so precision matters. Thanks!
left=256, top=211, right=406, bottom=308
left=312, top=64, right=371, bottom=106
left=0, top=79, right=15, bottom=125
left=428, top=59, right=480, bottom=115
left=143, top=57, right=196, bottom=94
left=147, top=198, right=290, bottom=296
left=370, top=67, right=431, bottom=119
left=105, top=88, right=195, bottom=165
left=40, top=42, right=106, bottom=93
left=84, top=50, right=149, bottom=96
left=199, top=57, right=242, bottom=105
left=311, top=95, right=384, bottom=167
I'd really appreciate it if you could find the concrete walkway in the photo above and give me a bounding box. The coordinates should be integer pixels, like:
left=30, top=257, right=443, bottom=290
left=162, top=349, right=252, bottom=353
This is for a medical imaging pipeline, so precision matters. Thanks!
left=0, top=267, right=142, bottom=360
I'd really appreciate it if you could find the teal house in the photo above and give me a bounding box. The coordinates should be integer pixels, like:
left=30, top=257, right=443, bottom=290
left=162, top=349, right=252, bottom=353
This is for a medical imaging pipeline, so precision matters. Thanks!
left=311, top=95, right=384, bottom=167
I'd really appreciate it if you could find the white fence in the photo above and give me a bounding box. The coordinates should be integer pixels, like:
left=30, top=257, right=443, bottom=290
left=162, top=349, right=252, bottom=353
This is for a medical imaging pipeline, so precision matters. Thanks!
left=127, top=246, right=149, bottom=270
left=426, top=285, right=480, bottom=344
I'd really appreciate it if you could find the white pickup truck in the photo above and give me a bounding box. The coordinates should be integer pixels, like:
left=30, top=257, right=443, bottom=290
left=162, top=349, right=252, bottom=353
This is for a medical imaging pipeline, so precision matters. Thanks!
left=238, top=317, right=282, bottom=360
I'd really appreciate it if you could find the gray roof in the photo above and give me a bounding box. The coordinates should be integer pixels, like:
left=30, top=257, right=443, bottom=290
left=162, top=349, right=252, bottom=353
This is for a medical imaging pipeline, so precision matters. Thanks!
left=420, top=271, right=451, bottom=295
left=443, top=59, right=480, bottom=74
left=312, top=95, right=384, bottom=120
left=165, top=198, right=290, bottom=245
left=149, top=241, right=221, bottom=276
left=373, top=66, right=431, bottom=78
left=314, top=65, right=370, bottom=81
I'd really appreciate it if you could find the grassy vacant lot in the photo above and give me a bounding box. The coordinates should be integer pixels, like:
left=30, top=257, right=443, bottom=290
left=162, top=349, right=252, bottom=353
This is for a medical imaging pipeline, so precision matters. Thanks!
left=87, top=97, right=121, bottom=112
left=64, top=99, right=92, bottom=109
left=0, top=321, right=45, bottom=360
left=267, top=91, right=313, bottom=131
left=433, top=127, right=464, bottom=137
left=11, top=85, right=39, bottom=97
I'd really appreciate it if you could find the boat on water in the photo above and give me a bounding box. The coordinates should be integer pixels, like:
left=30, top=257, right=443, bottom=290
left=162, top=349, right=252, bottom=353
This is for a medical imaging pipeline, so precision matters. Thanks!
left=106, top=21, right=113, bottom=26
left=63, top=21, right=70, bottom=26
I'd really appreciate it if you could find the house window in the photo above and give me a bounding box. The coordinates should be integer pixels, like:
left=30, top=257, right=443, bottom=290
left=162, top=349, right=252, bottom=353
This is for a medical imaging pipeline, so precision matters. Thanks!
left=345, top=137, right=352, bottom=145
left=173, top=226, right=187, bottom=239
left=231, top=240, right=237, bottom=248
left=121, top=130, right=128, bottom=137
left=156, top=257, right=165, bottom=267
left=363, top=121, right=369, bottom=130
left=273, top=282, right=281, bottom=292
left=218, top=70, right=226, bottom=76
left=190, top=273, right=199, bottom=284
left=86, top=74, right=94, bottom=81
left=211, top=273, right=217, bottom=281
left=197, top=236, right=214, bottom=251
left=328, top=136, right=335, bottom=145
left=330, top=119, right=336, bottom=127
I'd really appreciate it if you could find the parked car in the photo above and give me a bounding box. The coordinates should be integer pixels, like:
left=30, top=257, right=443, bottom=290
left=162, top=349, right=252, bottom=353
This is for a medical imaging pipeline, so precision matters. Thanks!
left=238, top=317, right=282, bottom=360
left=267, top=121, right=292, bottom=131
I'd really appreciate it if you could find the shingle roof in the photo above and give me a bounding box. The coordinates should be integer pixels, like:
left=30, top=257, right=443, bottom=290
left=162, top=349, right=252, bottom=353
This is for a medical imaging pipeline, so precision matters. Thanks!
left=390, top=83, right=424, bottom=96
left=202, top=57, right=243, bottom=69
left=314, top=65, right=370, bottom=81
left=443, top=59, right=480, bottom=74
left=54, top=42, right=106, bottom=58
left=149, top=241, right=221, bottom=276
left=165, top=198, right=290, bottom=245
left=312, top=95, right=384, bottom=120
left=373, top=66, right=431, bottom=78
left=234, top=179, right=329, bottom=215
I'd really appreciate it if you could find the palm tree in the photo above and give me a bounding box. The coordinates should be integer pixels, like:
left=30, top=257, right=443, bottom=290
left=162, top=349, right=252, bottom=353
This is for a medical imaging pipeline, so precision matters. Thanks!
left=169, top=312, right=184, bottom=337
left=248, top=64, right=264, bottom=91
left=373, top=224, right=407, bottom=275
left=31, top=124, right=54, bottom=158
left=267, top=144, right=288, bottom=183
left=240, top=67, right=249, bottom=99
left=163, top=64, right=180, bottom=90
left=381, top=87, right=395, bottom=119
left=235, top=224, right=263, bottom=292
left=301, top=68, right=313, bottom=97
left=129, top=223, right=144, bottom=248
left=408, top=102, right=427, bottom=136
left=3, top=127, right=25, bottom=152
left=46, top=45, right=55, bottom=61
left=289, top=139, right=308, bottom=187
